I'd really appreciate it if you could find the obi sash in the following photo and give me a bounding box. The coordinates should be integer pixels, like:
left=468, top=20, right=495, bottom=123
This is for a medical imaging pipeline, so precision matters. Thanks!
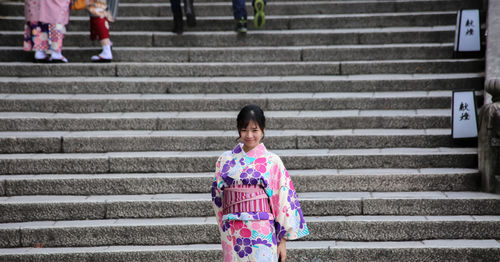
left=222, top=185, right=271, bottom=215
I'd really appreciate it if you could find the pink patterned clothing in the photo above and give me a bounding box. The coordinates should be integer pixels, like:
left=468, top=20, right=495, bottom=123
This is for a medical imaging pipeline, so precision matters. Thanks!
left=24, top=0, right=70, bottom=52
left=212, top=143, right=309, bottom=261
left=25, top=0, right=70, bottom=25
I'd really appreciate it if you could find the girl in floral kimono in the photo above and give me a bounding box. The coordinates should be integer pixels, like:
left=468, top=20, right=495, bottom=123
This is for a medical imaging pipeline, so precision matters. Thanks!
left=24, top=0, right=71, bottom=62
left=211, top=105, right=309, bottom=261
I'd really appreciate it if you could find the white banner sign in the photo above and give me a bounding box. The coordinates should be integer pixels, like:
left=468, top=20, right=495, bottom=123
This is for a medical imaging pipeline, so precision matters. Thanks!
left=452, top=91, right=478, bottom=139
left=454, top=9, right=481, bottom=52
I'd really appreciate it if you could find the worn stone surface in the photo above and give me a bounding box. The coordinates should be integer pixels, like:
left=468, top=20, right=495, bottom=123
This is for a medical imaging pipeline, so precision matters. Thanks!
left=0, top=228, right=19, bottom=248
left=0, top=75, right=484, bottom=94
left=0, top=93, right=461, bottom=113
left=364, top=199, right=500, bottom=215
left=0, top=202, right=106, bottom=223
left=0, top=137, right=61, bottom=153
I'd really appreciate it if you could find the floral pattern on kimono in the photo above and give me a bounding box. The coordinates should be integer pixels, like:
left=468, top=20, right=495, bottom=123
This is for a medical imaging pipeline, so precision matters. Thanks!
left=212, top=143, right=309, bottom=261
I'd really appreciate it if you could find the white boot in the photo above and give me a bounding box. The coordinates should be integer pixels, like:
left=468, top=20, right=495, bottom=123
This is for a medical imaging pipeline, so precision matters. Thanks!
left=91, top=45, right=112, bottom=62
left=34, top=51, right=48, bottom=62
left=49, top=51, right=68, bottom=63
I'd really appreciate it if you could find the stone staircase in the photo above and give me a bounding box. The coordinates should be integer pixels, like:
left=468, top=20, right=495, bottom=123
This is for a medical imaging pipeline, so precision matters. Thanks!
left=1, top=0, right=499, bottom=261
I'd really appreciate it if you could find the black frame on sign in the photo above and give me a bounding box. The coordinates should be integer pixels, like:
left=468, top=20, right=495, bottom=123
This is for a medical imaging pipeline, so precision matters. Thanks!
left=451, top=90, right=479, bottom=140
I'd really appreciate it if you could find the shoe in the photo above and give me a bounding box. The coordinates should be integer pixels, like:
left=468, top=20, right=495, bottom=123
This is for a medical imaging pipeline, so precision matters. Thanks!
left=48, top=51, right=68, bottom=63
left=253, top=0, right=265, bottom=29
left=184, top=0, right=196, bottom=27
left=235, top=17, right=247, bottom=35
left=172, top=15, right=183, bottom=34
left=91, top=55, right=112, bottom=63
left=34, top=51, right=48, bottom=63
left=47, top=56, right=68, bottom=63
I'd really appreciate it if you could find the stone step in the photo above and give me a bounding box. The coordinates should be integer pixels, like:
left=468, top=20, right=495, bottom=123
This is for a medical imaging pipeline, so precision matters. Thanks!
left=1, top=216, right=499, bottom=248
left=0, top=43, right=458, bottom=62
left=0, top=91, right=483, bottom=113
left=0, top=109, right=454, bottom=131
left=0, top=27, right=458, bottom=47
left=0, top=73, right=484, bottom=94
left=1, top=12, right=459, bottom=31
left=2, top=239, right=500, bottom=262
left=0, top=0, right=482, bottom=17
left=0, top=148, right=478, bottom=175
left=0, top=191, right=498, bottom=222
left=0, top=168, right=480, bottom=195
left=1, top=240, right=499, bottom=261
left=0, top=129, right=477, bottom=154
left=0, top=59, right=484, bottom=77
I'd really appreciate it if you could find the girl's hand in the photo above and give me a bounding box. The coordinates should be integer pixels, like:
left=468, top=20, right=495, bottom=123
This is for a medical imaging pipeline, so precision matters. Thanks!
left=277, top=238, right=287, bottom=261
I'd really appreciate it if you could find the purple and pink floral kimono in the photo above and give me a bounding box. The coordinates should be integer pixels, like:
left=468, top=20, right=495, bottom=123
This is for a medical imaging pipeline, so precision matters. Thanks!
left=24, top=0, right=70, bottom=53
left=212, top=143, right=309, bottom=261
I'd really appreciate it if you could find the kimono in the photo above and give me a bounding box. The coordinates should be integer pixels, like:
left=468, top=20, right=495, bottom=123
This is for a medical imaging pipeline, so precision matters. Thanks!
left=211, top=143, right=309, bottom=261
left=24, top=0, right=71, bottom=52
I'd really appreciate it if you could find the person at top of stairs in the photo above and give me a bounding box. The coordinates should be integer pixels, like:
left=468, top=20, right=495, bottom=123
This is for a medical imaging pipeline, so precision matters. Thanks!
left=232, top=0, right=266, bottom=35
left=23, top=0, right=71, bottom=63
left=170, top=0, right=196, bottom=35
left=85, top=0, right=119, bottom=62
left=212, top=105, right=309, bottom=261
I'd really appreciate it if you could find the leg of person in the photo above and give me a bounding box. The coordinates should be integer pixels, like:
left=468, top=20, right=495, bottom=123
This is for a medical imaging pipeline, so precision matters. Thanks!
left=184, top=0, right=196, bottom=27
left=47, top=23, right=68, bottom=63
left=24, top=22, right=50, bottom=62
left=252, top=0, right=266, bottom=29
left=232, top=0, right=247, bottom=34
left=170, top=0, right=183, bottom=34
left=90, top=16, right=113, bottom=62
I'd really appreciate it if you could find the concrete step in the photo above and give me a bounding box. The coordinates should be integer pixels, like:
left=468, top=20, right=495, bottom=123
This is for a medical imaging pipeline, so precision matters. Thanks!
left=0, top=129, right=474, bottom=153
left=0, top=43, right=459, bottom=62
left=0, top=74, right=484, bottom=94
left=1, top=216, right=499, bottom=248
left=0, top=109, right=454, bottom=131
left=0, top=0, right=482, bottom=17
left=1, top=240, right=499, bottom=261
left=0, top=91, right=483, bottom=113
left=0, top=191, right=498, bottom=222
left=0, top=27, right=458, bottom=47
left=0, top=59, right=484, bottom=77
left=0, top=168, right=480, bottom=195
left=0, top=147, right=478, bottom=175
left=0, top=12, right=459, bottom=31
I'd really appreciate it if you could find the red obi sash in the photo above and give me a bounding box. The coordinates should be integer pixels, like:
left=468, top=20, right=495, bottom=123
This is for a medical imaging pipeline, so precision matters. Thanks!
left=222, top=185, right=271, bottom=215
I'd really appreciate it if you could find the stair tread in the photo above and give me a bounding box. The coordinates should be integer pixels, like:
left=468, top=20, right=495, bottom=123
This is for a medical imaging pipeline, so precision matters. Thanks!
left=0, top=167, right=479, bottom=180
left=0, top=240, right=499, bottom=254
left=0, top=109, right=454, bottom=118
left=0, top=90, right=477, bottom=100
left=2, top=215, right=500, bottom=229
left=2, top=191, right=498, bottom=203
left=0, top=128, right=452, bottom=137
left=0, top=147, right=477, bottom=158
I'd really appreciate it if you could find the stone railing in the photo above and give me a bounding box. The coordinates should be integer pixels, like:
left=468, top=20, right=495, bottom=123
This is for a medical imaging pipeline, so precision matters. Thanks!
left=478, top=0, right=500, bottom=193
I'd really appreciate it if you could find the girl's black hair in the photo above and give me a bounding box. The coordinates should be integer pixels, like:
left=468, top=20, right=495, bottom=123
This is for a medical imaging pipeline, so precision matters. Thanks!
left=237, top=104, right=266, bottom=138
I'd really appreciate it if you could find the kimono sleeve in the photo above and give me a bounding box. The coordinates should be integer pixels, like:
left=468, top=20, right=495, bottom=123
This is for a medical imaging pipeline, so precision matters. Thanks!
left=211, top=155, right=225, bottom=234
left=268, top=155, right=309, bottom=243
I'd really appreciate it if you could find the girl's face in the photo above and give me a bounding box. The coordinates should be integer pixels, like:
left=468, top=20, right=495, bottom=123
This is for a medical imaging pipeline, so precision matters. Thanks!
left=239, top=120, right=264, bottom=152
